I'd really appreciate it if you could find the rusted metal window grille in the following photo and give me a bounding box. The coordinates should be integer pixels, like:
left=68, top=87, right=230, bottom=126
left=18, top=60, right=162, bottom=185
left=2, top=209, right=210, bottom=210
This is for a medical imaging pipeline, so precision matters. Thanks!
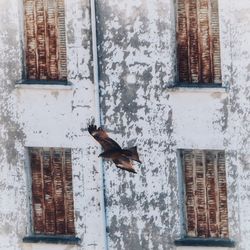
left=29, top=148, right=75, bottom=235
left=176, top=0, right=221, bottom=84
left=24, top=0, right=67, bottom=81
left=181, top=150, right=229, bottom=238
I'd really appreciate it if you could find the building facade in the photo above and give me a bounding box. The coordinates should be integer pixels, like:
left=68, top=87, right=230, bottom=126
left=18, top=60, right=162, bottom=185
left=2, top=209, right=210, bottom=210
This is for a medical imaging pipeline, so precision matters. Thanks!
left=0, top=0, right=249, bottom=249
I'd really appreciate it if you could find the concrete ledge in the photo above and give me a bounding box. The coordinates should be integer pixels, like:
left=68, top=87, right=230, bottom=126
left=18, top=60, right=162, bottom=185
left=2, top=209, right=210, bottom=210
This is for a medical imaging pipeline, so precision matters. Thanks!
left=23, top=235, right=81, bottom=245
left=167, top=83, right=227, bottom=93
left=176, top=247, right=235, bottom=250
left=15, top=80, right=73, bottom=90
left=17, top=79, right=69, bottom=85
left=169, top=83, right=223, bottom=88
left=175, top=238, right=235, bottom=247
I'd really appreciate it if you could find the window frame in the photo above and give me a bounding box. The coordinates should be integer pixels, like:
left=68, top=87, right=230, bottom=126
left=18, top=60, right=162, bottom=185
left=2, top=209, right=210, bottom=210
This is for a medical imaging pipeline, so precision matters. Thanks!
left=175, top=149, right=235, bottom=247
left=27, top=147, right=76, bottom=237
left=21, top=0, right=68, bottom=85
left=175, top=0, right=223, bottom=87
left=182, top=149, right=229, bottom=238
left=178, top=149, right=229, bottom=236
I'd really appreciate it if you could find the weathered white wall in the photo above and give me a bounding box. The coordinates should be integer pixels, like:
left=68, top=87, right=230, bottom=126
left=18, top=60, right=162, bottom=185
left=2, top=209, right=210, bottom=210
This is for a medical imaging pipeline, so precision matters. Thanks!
left=0, top=0, right=27, bottom=249
left=1, top=0, right=250, bottom=249
left=22, top=243, right=78, bottom=250
left=95, top=0, right=242, bottom=249
left=225, top=1, right=250, bottom=249
left=0, top=0, right=106, bottom=249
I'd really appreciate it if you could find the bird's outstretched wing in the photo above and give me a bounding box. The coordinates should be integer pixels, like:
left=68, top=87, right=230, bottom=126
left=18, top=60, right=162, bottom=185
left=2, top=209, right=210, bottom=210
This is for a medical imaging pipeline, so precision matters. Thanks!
left=113, top=157, right=137, bottom=173
left=88, top=124, right=121, bottom=151
left=123, top=146, right=141, bottom=163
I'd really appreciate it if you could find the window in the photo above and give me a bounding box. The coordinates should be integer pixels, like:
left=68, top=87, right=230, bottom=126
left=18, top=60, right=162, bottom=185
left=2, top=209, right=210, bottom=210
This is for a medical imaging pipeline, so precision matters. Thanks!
left=176, top=0, right=221, bottom=84
left=181, top=149, right=228, bottom=238
left=23, top=0, right=67, bottom=81
left=29, top=147, right=75, bottom=235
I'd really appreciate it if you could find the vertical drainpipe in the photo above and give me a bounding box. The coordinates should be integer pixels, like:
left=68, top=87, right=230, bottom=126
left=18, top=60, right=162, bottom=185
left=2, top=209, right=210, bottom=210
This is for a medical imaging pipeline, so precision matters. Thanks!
left=90, top=0, right=108, bottom=249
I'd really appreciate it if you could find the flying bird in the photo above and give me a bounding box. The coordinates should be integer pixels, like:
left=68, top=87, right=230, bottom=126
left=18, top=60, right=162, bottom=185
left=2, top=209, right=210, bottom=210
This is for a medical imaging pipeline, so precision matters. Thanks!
left=88, top=124, right=141, bottom=173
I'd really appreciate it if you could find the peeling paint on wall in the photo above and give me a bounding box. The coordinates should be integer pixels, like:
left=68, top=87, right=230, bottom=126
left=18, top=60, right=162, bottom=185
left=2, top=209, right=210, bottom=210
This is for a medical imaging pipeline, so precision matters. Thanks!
left=2, top=0, right=250, bottom=249
left=96, top=1, right=179, bottom=249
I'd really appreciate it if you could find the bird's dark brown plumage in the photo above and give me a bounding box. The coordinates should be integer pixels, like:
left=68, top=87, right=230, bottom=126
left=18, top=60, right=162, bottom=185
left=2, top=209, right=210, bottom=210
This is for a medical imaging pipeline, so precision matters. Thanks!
left=88, top=124, right=141, bottom=173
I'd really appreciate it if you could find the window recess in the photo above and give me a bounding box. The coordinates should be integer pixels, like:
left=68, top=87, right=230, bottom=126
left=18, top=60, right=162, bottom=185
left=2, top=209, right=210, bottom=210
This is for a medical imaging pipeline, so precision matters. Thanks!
left=28, top=147, right=75, bottom=236
left=23, top=0, right=67, bottom=82
left=181, top=149, right=229, bottom=238
left=176, top=0, right=221, bottom=85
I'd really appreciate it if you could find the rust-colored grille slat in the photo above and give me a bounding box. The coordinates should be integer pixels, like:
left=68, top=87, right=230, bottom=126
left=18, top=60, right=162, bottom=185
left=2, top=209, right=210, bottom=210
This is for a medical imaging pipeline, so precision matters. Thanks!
left=65, top=149, right=75, bottom=234
left=189, top=0, right=199, bottom=82
left=57, top=0, right=67, bottom=80
left=217, top=152, right=229, bottom=237
left=194, top=151, right=208, bottom=237
left=199, top=0, right=212, bottom=83
left=177, top=0, right=189, bottom=82
left=177, top=0, right=221, bottom=84
left=36, top=0, right=47, bottom=80
left=52, top=149, right=66, bottom=234
left=29, top=148, right=75, bottom=235
left=210, top=0, right=221, bottom=83
left=43, top=149, right=56, bottom=234
left=183, top=150, right=229, bottom=238
left=24, top=0, right=67, bottom=81
left=206, top=151, right=219, bottom=237
left=47, top=0, right=59, bottom=80
left=30, top=148, right=45, bottom=233
left=24, top=0, right=38, bottom=79
left=183, top=150, right=197, bottom=236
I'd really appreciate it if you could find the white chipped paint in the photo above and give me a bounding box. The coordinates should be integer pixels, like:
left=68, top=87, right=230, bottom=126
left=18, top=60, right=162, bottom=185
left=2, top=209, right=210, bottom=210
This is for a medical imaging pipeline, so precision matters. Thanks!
left=0, top=0, right=250, bottom=249
left=96, top=0, right=247, bottom=249
left=0, top=0, right=106, bottom=250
